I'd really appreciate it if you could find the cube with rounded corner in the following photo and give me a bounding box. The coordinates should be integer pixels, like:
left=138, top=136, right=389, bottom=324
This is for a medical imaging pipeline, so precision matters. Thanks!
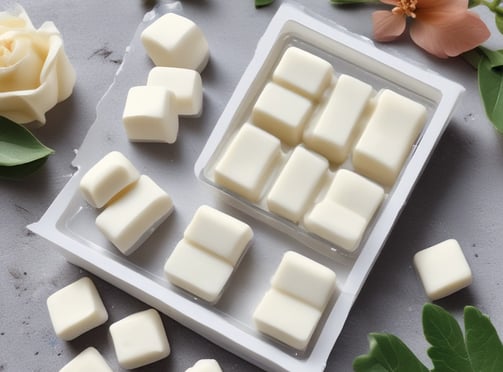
left=79, top=151, right=140, bottom=208
left=214, top=123, right=281, bottom=202
left=60, top=347, right=112, bottom=372
left=272, top=46, right=333, bottom=100
left=95, top=175, right=174, bottom=255
left=47, top=277, right=108, bottom=341
left=185, top=359, right=223, bottom=372
left=184, top=205, right=253, bottom=266
left=304, top=200, right=367, bottom=252
left=109, top=309, right=170, bottom=369
left=352, top=89, right=427, bottom=186
left=164, top=239, right=234, bottom=303
left=267, top=146, right=328, bottom=223
left=251, top=82, right=313, bottom=146
left=122, top=85, right=179, bottom=143
left=414, top=239, right=472, bottom=300
left=141, top=13, right=209, bottom=72
left=147, top=67, right=203, bottom=116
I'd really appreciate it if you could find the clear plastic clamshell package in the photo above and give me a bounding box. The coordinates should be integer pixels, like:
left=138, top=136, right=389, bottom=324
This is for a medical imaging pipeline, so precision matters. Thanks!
left=30, top=2, right=464, bottom=371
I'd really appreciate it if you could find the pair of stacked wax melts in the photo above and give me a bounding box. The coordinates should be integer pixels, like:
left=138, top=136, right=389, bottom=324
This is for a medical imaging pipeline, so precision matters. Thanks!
left=122, top=13, right=208, bottom=143
left=79, top=149, right=339, bottom=351
left=46, top=277, right=223, bottom=371
left=213, top=46, right=428, bottom=254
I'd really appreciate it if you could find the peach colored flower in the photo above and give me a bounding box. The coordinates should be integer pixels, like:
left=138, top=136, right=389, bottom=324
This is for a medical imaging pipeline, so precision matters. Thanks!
left=372, top=0, right=490, bottom=58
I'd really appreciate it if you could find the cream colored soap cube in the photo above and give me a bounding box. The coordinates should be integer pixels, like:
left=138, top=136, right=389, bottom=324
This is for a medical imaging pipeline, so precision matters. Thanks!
left=304, top=200, right=367, bottom=252
left=325, top=169, right=384, bottom=222
left=95, top=175, right=174, bottom=255
left=253, top=289, right=322, bottom=351
left=141, top=13, right=209, bottom=72
left=304, top=75, right=373, bottom=163
left=109, top=309, right=170, bottom=369
left=185, top=359, right=223, bottom=372
left=414, top=239, right=472, bottom=300
left=122, top=85, right=179, bottom=143
left=147, top=67, right=203, bottom=116
left=267, top=147, right=328, bottom=223
left=47, top=277, right=108, bottom=341
left=184, top=205, right=253, bottom=266
left=79, top=151, right=140, bottom=208
left=353, top=89, right=427, bottom=186
left=60, top=347, right=112, bottom=372
left=164, top=239, right=234, bottom=303
left=272, top=47, right=333, bottom=100
left=271, top=251, right=336, bottom=310
left=214, top=123, right=281, bottom=202
left=252, top=82, right=313, bottom=146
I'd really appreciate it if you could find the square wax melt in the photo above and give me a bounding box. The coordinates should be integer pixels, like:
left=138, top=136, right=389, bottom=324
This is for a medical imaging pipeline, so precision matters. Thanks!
left=185, top=359, right=223, bottom=372
left=122, top=85, right=179, bottom=143
left=414, top=239, right=472, bottom=300
left=253, top=251, right=336, bottom=350
left=352, top=89, right=427, bottom=186
left=251, top=82, right=313, bottom=146
left=147, top=66, right=203, bottom=116
left=164, top=206, right=252, bottom=303
left=214, top=123, right=281, bottom=202
left=47, top=277, right=108, bottom=341
left=109, top=309, right=170, bottom=369
left=141, top=13, right=209, bottom=72
left=266, top=146, right=328, bottom=223
left=79, top=151, right=140, bottom=208
left=95, top=175, right=174, bottom=255
left=272, top=46, right=333, bottom=101
left=60, top=347, right=112, bottom=372
left=303, top=74, right=373, bottom=163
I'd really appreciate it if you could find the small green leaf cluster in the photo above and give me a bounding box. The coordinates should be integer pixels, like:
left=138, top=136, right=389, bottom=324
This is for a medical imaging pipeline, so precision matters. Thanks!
left=353, top=303, right=503, bottom=372
left=255, top=0, right=275, bottom=8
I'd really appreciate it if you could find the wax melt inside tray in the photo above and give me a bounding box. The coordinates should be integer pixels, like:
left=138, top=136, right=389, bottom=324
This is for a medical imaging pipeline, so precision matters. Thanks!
left=29, top=3, right=464, bottom=372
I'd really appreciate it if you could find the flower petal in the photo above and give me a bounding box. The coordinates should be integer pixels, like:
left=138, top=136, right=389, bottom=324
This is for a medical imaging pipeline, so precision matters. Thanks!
left=410, top=11, right=490, bottom=58
left=417, top=0, right=468, bottom=12
left=372, top=11, right=406, bottom=42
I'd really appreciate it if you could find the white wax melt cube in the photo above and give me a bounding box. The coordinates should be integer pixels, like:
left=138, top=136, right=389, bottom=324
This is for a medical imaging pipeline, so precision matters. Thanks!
left=141, top=13, right=209, bottom=72
left=253, top=251, right=336, bottom=350
left=60, top=347, right=112, bottom=372
left=147, top=67, right=203, bottom=116
left=47, top=277, right=108, bottom=341
left=214, top=123, right=281, bottom=202
left=164, top=206, right=252, bottom=303
left=122, top=85, right=179, bottom=143
left=185, top=359, right=223, bottom=372
left=304, top=75, right=373, bottom=163
left=109, top=309, right=170, bottom=369
left=272, top=46, right=333, bottom=100
left=96, top=175, right=174, bottom=255
left=267, top=146, right=328, bottom=223
left=414, top=239, right=472, bottom=300
left=79, top=151, right=140, bottom=208
left=252, top=82, right=313, bottom=146
left=353, top=89, right=427, bottom=186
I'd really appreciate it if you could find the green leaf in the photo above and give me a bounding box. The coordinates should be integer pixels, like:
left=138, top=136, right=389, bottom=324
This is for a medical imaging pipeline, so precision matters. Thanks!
left=496, top=14, right=503, bottom=35
left=353, top=333, right=429, bottom=372
left=422, top=303, right=471, bottom=372
left=477, top=53, right=503, bottom=132
left=464, top=306, right=503, bottom=371
left=478, top=47, right=503, bottom=69
left=0, top=116, right=54, bottom=178
left=255, top=0, right=274, bottom=8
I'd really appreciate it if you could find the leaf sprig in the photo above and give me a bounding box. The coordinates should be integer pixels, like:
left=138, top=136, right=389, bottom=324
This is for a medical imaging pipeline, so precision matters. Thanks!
left=353, top=304, right=503, bottom=372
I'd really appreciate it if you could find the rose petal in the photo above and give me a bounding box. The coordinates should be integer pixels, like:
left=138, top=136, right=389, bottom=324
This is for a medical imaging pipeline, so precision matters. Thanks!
left=417, top=0, right=468, bottom=12
left=410, top=11, right=490, bottom=58
left=372, top=11, right=406, bottom=42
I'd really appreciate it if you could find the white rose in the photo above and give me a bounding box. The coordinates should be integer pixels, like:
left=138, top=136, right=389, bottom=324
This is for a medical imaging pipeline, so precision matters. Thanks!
left=0, top=5, right=76, bottom=125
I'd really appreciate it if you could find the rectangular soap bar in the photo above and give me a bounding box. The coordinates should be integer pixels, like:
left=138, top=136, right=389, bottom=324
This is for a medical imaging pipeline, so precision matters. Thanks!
left=266, top=147, right=328, bottom=223
left=352, top=89, right=427, bottom=186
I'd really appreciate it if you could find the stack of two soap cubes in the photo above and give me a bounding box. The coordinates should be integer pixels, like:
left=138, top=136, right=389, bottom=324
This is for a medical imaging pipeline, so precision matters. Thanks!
left=123, top=13, right=209, bottom=143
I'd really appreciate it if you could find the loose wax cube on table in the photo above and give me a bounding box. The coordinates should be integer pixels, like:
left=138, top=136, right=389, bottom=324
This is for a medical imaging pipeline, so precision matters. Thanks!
left=59, top=347, right=112, bottom=372
left=185, top=359, right=223, bottom=372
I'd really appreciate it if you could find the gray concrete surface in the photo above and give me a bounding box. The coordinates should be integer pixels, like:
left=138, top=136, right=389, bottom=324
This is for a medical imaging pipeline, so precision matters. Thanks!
left=2, top=0, right=503, bottom=371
